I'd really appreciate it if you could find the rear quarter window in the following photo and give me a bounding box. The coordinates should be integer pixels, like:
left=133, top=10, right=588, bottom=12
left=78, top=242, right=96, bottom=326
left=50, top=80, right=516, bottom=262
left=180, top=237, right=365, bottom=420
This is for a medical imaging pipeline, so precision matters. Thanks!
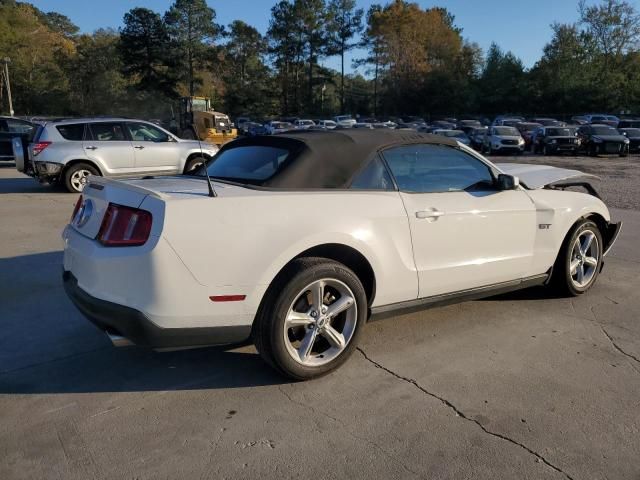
left=56, top=124, right=85, bottom=141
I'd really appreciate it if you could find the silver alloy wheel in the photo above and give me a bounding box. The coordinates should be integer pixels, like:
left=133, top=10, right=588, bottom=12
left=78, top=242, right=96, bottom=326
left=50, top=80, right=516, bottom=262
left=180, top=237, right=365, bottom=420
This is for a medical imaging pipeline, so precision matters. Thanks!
left=70, top=169, right=91, bottom=192
left=570, top=230, right=599, bottom=288
left=283, top=278, right=358, bottom=367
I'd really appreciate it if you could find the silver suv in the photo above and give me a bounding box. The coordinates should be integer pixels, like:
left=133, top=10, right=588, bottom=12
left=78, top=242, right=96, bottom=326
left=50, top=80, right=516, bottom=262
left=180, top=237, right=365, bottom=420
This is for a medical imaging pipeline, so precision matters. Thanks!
left=16, top=118, right=218, bottom=192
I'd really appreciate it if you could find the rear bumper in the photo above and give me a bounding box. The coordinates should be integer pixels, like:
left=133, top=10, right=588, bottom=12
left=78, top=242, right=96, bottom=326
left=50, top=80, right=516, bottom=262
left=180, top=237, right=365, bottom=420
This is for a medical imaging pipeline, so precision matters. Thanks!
left=63, top=271, right=252, bottom=348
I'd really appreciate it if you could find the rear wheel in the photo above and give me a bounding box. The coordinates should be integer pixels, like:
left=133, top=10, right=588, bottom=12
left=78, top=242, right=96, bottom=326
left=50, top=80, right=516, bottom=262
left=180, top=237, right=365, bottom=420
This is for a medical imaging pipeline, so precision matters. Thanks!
left=184, top=156, right=206, bottom=173
left=550, top=219, right=603, bottom=296
left=253, top=258, right=367, bottom=380
left=63, top=162, right=99, bottom=193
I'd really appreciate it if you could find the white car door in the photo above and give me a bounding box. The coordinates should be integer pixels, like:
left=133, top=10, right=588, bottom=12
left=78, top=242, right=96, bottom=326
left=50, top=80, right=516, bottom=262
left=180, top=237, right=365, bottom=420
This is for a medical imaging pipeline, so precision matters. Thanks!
left=382, top=144, right=537, bottom=298
left=84, top=122, right=136, bottom=174
left=125, top=122, right=182, bottom=174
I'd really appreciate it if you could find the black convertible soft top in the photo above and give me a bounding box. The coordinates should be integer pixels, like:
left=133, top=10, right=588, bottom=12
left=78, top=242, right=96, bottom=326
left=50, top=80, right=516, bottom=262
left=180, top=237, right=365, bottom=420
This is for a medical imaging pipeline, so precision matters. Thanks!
left=215, top=129, right=458, bottom=189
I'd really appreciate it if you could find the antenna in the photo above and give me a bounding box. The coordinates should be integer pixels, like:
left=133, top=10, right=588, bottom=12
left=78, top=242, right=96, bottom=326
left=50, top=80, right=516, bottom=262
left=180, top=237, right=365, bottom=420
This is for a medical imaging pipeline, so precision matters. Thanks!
left=192, top=122, right=216, bottom=197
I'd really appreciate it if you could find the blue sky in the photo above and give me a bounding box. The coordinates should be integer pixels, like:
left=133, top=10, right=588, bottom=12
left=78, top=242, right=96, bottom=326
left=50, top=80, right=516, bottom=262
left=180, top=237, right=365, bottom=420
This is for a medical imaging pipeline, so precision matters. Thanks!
left=31, top=0, right=598, bottom=73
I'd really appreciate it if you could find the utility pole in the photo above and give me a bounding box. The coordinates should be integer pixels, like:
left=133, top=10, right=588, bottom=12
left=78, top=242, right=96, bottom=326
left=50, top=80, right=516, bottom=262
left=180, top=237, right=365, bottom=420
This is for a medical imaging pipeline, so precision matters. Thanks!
left=2, top=58, right=14, bottom=116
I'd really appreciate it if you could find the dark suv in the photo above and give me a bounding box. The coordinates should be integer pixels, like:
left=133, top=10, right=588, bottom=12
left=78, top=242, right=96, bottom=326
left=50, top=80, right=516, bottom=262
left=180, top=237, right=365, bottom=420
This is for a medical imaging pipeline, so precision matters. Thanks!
left=531, top=126, right=580, bottom=155
left=577, top=124, right=629, bottom=157
left=619, top=128, right=640, bottom=153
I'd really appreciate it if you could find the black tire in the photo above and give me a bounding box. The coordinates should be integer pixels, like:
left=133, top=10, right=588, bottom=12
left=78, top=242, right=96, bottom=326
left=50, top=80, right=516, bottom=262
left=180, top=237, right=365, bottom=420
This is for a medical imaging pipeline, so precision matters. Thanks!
left=620, top=145, right=629, bottom=157
left=63, top=162, right=100, bottom=193
left=184, top=156, right=206, bottom=173
left=550, top=219, right=603, bottom=297
left=253, top=257, right=367, bottom=380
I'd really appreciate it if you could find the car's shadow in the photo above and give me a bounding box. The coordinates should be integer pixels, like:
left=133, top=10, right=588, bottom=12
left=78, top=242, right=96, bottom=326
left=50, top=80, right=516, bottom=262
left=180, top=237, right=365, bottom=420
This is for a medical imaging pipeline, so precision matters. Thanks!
left=0, top=251, right=285, bottom=395
left=0, top=172, right=67, bottom=195
left=0, top=250, right=561, bottom=396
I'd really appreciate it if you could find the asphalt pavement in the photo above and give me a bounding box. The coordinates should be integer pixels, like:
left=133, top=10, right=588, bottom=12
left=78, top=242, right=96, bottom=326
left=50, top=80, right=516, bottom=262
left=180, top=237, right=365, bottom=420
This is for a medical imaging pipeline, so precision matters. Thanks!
left=1, top=158, right=638, bottom=480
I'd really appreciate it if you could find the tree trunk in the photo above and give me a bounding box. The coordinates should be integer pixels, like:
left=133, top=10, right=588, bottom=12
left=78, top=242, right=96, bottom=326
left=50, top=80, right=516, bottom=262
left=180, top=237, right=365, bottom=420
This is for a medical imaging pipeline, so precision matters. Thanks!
left=340, top=41, right=345, bottom=112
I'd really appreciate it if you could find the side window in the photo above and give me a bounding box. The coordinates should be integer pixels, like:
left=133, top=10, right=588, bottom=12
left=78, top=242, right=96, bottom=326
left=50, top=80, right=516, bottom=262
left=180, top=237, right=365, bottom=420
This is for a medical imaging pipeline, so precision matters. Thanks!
left=56, top=124, right=85, bottom=141
left=383, top=144, right=495, bottom=193
left=126, top=122, right=170, bottom=142
left=350, top=155, right=394, bottom=190
left=89, top=123, right=127, bottom=141
left=6, top=119, right=34, bottom=135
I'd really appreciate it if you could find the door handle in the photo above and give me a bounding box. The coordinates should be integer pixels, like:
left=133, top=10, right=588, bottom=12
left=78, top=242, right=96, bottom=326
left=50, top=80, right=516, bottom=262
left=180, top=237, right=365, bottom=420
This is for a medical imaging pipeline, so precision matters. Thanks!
left=415, top=209, right=445, bottom=220
left=85, top=146, right=97, bottom=150
left=133, top=145, right=145, bottom=150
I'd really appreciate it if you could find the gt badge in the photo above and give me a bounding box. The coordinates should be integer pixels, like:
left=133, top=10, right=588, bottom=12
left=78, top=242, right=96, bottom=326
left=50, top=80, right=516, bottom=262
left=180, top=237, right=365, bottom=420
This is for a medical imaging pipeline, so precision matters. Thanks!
left=539, top=224, right=551, bottom=230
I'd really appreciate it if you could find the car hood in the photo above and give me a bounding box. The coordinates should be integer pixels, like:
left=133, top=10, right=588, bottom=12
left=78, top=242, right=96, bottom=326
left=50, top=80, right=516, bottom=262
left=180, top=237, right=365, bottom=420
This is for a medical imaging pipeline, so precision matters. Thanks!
left=495, top=163, right=599, bottom=190
left=493, top=135, right=522, bottom=141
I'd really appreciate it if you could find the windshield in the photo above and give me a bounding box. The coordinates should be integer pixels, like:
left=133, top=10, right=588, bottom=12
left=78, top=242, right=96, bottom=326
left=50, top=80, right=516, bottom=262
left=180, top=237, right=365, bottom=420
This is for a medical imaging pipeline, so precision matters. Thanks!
left=199, top=145, right=294, bottom=184
left=493, top=127, right=519, bottom=136
left=547, top=127, right=577, bottom=136
left=592, top=126, right=617, bottom=135
left=191, top=98, right=208, bottom=112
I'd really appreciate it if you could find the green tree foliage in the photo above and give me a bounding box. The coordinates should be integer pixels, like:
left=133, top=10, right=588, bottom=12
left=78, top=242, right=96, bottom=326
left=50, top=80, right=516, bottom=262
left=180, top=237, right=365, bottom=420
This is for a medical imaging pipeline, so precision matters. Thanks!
left=164, top=0, right=220, bottom=96
left=327, top=0, right=364, bottom=111
left=2, top=0, right=640, bottom=119
left=119, top=8, right=178, bottom=98
left=221, top=20, right=276, bottom=117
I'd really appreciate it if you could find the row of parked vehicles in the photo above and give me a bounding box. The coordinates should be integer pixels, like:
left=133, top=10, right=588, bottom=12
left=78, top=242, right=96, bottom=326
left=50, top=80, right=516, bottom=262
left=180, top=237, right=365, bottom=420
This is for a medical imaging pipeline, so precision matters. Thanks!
left=2, top=112, right=637, bottom=194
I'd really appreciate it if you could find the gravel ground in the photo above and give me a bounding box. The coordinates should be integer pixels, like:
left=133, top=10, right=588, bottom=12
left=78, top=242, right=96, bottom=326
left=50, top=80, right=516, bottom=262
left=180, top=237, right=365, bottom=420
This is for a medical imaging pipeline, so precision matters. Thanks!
left=490, top=152, right=640, bottom=210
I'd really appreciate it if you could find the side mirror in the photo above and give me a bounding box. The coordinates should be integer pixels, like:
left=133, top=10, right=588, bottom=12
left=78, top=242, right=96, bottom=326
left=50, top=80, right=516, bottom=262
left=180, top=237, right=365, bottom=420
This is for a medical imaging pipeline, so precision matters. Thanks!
left=497, top=173, right=519, bottom=190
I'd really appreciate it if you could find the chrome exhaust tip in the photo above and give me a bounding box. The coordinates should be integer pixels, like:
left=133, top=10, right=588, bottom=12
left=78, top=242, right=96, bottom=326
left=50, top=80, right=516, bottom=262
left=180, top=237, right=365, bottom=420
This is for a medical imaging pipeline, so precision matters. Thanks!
left=106, top=331, right=134, bottom=347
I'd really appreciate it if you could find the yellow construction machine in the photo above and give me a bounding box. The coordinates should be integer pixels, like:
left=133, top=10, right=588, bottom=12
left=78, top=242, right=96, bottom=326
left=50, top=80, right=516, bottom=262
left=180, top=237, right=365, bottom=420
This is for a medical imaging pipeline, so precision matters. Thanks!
left=176, top=96, right=237, bottom=146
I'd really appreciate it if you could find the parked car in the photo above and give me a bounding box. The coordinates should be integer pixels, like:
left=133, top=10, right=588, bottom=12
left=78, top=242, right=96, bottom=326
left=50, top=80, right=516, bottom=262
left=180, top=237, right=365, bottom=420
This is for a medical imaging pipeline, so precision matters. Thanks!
left=244, top=122, right=268, bottom=136
left=577, top=124, right=629, bottom=156
left=529, top=117, right=564, bottom=127
left=468, top=126, right=488, bottom=150
left=482, top=126, right=525, bottom=154
left=293, top=119, right=316, bottom=130
left=531, top=126, right=580, bottom=155
left=492, top=115, right=525, bottom=127
left=62, top=129, right=621, bottom=379
left=317, top=120, right=337, bottom=130
left=264, top=121, right=294, bottom=135
left=398, top=116, right=428, bottom=129
left=457, top=119, right=482, bottom=134
left=13, top=118, right=219, bottom=193
left=571, top=115, right=590, bottom=125
left=333, top=115, right=357, bottom=127
left=617, top=118, right=640, bottom=129
left=235, top=117, right=252, bottom=133
left=432, top=129, right=471, bottom=146
left=586, top=114, right=619, bottom=127
left=618, top=128, right=640, bottom=153
left=0, top=116, right=36, bottom=162
left=420, top=121, right=456, bottom=133
left=516, top=122, right=542, bottom=149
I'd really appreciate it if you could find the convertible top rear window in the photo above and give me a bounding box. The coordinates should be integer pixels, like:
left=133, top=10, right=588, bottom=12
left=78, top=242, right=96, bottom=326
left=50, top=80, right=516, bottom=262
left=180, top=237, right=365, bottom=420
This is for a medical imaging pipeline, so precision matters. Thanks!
left=203, top=145, right=293, bottom=184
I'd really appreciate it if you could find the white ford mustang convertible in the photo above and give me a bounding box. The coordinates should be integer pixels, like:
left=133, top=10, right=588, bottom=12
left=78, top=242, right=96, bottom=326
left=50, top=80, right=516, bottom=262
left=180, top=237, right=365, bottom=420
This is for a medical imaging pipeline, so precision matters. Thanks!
left=63, top=130, right=621, bottom=379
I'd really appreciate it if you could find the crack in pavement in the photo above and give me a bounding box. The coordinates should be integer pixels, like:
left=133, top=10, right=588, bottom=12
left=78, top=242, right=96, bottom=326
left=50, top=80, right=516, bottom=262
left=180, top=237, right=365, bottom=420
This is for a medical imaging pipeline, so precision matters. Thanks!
left=277, top=385, right=421, bottom=478
left=356, top=348, right=575, bottom=480
left=600, top=327, right=640, bottom=368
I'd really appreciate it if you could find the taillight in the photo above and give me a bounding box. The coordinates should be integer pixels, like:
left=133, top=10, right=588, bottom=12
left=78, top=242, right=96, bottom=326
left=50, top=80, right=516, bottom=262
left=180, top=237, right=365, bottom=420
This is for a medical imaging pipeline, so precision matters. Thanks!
left=70, top=195, right=83, bottom=222
left=96, top=203, right=152, bottom=247
left=32, top=141, right=52, bottom=156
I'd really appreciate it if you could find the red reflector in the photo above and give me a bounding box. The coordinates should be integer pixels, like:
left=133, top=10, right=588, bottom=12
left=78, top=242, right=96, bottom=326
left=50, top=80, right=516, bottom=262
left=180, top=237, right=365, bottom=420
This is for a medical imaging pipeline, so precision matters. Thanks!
left=97, top=203, right=152, bottom=246
left=209, top=295, right=246, bottom=302
left=70, top=194, right=83, bottom=222
left=32, top=141, right=51, bottom=156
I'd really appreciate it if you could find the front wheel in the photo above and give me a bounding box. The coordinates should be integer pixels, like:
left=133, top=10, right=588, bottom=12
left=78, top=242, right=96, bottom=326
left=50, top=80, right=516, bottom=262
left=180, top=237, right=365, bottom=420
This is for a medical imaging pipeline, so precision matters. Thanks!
left=550, top=219, right=603, bottom=296
left=253, top=258, right=367, bottom=380
left=620, top=145, right=629, bottom=157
